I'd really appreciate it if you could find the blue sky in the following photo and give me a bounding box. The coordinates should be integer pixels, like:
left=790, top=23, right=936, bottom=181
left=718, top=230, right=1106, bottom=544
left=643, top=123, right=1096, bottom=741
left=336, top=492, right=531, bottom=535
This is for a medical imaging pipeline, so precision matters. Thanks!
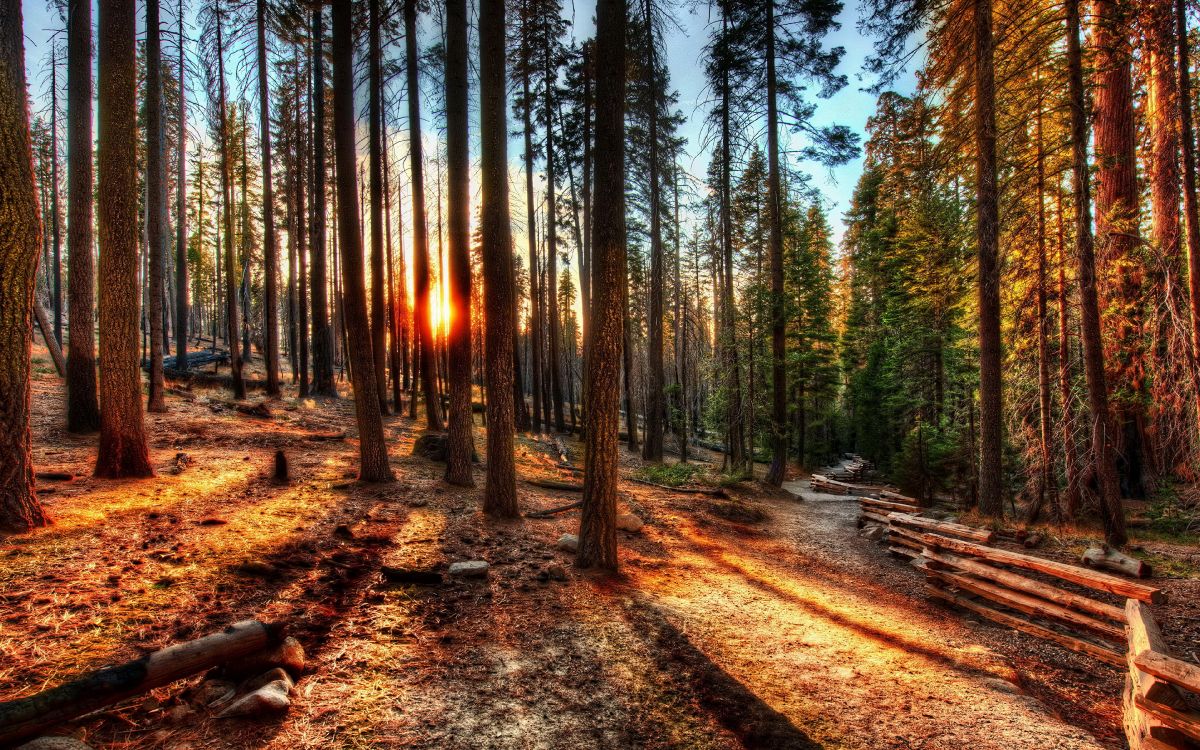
left=19, top=0, right=916, bottom=247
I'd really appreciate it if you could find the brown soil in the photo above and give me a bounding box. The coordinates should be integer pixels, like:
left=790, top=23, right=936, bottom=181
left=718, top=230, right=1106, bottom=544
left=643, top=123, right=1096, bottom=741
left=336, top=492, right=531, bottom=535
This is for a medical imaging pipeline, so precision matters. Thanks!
left=4, top=348, right=1193, bottom=749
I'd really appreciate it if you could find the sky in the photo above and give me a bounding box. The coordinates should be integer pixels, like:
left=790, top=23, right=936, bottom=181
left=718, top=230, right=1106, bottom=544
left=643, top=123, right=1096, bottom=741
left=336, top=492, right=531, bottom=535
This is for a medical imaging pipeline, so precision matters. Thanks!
left=19, top=0, right=917, bottom=250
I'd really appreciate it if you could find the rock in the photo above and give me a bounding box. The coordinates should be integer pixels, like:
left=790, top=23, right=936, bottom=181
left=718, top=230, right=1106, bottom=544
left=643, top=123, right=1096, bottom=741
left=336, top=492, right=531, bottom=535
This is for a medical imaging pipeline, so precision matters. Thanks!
left=380, top=566, right=443, bottom=585
left=448, top=560, right=489, bottom=578
left=616, top=513, right=644, bottom=533
left=16, top=738, right=94, bottom=750
left=547, top=563, right=568, bottom=582
left=858, top=523, right=887, bottom=542
left=216, top=679, right=292, bottom=718
left=556, top=534, right=578, bottom=553
left=243, top=667, right=295, bottom=693
left=166, top=704, right=197, bottom=723
left=412, top=433, right=449, bottom=462
left=193, top=679, right=236, bottom=706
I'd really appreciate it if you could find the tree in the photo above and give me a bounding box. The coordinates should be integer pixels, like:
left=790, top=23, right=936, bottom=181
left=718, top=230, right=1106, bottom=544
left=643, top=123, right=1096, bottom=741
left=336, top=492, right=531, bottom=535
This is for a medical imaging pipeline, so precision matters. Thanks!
left=256, top=0, right=281, bottom=397
left=331, top=0, right=394, bottom=483
left=444, top=0, right=474, bottom=486
left=310, top=4, right=335, bottom=397
left=95, top=0, right=154, bottom=478
left=175, top=0, right=189, bottom=376
left=0, top=0, right=51, bottom=530
left=406, top=0, right=444, bottom=431
left=66, top=0, right=100, bottom=433
left=641, top=0, right=665, bottom=462
left=212, top=0, right=245, bottom=400
left=1066, top=0, right=1125, bottom=545
left=479, top=0, right=518, bottom=515
left=368, top=0, right=389, bottom=414
left=146, top=0, right=168, bottom=413
left=578, top=0, right=625, bottom=571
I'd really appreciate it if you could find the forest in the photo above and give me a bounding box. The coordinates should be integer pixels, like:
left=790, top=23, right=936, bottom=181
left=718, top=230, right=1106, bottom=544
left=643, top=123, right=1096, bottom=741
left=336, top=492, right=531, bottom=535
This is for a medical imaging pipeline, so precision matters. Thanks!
left=2, top=0, right=1200, bottom=746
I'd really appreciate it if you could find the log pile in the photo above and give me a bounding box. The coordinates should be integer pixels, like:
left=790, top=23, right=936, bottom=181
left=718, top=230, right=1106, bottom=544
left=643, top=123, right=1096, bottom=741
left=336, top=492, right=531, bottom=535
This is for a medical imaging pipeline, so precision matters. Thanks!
left=857, top=492, right=920, bottom=528
left=913, top=533, right=1166, bottom=668
left=1124, top=600, right=1200, bottom=749
left=817, top=455, right=874, bottom=482
left=811, top=474, right=869, bottom=496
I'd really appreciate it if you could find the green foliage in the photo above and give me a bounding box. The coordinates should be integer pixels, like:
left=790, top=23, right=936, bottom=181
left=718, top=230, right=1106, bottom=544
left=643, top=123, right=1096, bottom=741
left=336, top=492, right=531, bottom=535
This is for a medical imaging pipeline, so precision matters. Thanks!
left=635, top=462, right=704, bottom=487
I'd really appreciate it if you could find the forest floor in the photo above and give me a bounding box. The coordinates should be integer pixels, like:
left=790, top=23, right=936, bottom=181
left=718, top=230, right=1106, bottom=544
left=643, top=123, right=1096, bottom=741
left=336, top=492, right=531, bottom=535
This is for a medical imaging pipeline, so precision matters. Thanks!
left=4, top=345, right=1199, bottom=749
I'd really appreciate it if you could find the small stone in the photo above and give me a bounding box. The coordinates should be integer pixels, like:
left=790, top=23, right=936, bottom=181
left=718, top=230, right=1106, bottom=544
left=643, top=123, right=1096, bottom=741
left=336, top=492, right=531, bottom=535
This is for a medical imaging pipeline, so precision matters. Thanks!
left=858, top=523, right=887, bottom=542
left=547, top=564, right=568, bottom=582
left=556, top=534, right=578, bottom=553
left=448, top=560, right=489, bottom=578
left=194, top=679, right=236, bottom=707
left=616, top=513, right=644, bottom=533
left=535, top=569, right=550, bottom=583
left=216, top=680, right=292, bottom=718
left=16, top=738, right=95, bottom=750
left=243, top=667, right=295, bottom=693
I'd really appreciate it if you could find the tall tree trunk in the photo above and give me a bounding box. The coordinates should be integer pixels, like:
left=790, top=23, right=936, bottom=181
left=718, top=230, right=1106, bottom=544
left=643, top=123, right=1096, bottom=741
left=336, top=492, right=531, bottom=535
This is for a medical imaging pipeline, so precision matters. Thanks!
left=764, top=0, right=786, bottom=486
left=145, top=0, right=167, bottom=413
left=521, top=24, right=544, bottom=434
left=444, top=0, right=474, bottom=486
left=66, top=0, right=100, bottom=432
left=0, top=0, right=50, bottom=530
left=480, top=0, right=518, bottom=509
left=578, top=0, right=626, bottom=572
left=642, top=0, right=664, bottom=462
left=368, top=0, right=389, bottom=415
left=1092, top=0, right=1146, bottom=499
left=544, top=35, right=565, bottom=434
left=405, top=0, right=443, bottom=431
left=257, top=0, right=281, bottom=397
left=1175, top=0, right=1200, bottom=435
left=1056, top=181, right=1083, bottom=519
left=331, top=0, right=394, bottom=483
left=174, top=0, right=188, bottom=374
left=214, top=0, right=244, bottom=399
left=974, top=0, right=1002, bottom=517
left=1029, top=86, right=1057, bottom=522
left=1067, top=0, right=1126, bottom=545
left=310, top=6, right=334, bottom=396
left=720, top=9, right=744, bottom=471
left=95, top=0, right=153, bottom=477
left=51, top=49, right=62, bottom=347
left=383, top=121, right=404, bottom=411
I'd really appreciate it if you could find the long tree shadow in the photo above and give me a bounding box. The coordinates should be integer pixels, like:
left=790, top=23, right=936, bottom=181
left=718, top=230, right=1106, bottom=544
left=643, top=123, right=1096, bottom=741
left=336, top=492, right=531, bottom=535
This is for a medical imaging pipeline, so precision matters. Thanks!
left=622, top=597, right=825, bottom=750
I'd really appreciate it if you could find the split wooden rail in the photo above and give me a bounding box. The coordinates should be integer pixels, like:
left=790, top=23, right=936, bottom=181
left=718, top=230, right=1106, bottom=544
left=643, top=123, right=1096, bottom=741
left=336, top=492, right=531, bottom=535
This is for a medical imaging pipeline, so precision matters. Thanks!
left=1124, top=600, right=1200, bottom=749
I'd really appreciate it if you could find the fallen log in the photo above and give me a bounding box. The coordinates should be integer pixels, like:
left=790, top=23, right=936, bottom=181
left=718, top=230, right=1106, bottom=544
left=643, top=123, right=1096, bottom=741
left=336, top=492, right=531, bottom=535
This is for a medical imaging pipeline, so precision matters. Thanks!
left=33, top=304, right=65, bottom=377
left=860, top=497, right=921, bottom=514
left=860, top=510, right=891, bottom=526
left=524, top=478, right=584, bottom=492
left=889, top=512, right=994, bottom=544
left=1083, top=544, right=1151, bottom=578
left=302, top=430, right=347, bottom=441
left=917, top=533, right=1166, bottom=604
left=879, top=489, right=920, bottom=506
left=917, top=560, right=1124, bottom=641
left=526, top=500, right=583, bottom=518
left=34, top=471, right=74, bottom=482
left=925, top=584, right=1123, bottom=666
left=1135, top=651, right=1200, bottom=696
left=922, top=549, right=1125, bottom=623
left=0, top=620, right=282, bottom=745
left=889, top=544, right=918, bottom=558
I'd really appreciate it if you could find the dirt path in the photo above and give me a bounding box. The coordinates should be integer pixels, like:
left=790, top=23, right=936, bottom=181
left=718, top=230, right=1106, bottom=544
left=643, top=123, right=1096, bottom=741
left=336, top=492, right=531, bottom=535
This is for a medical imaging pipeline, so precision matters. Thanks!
left=5, top=356, right=1124, bottom=749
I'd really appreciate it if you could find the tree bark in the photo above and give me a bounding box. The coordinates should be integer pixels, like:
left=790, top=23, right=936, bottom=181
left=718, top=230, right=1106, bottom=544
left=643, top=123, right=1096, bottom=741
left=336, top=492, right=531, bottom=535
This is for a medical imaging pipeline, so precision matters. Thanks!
left=145, top=0, right=167, bottom=413
left=66, top=0, right=100, bottom=432
left=405, top=0, right=443, bottom=431
left=214, top=0, right=244, bottom=400
left=1067, top=0, right=1126, bottom=545
left=544, top=33, right=565, bottom=434
left=521, top=14, right=544, bottom=434
left=95, top=0, right=153, bottom=478
left=764, top=0, right=786, bottom=486
left=331, top=0, right=394, bottom=483
left=0, top=0, right=50, bottom=530
left=719, top=8, right=744, bottom=471
left=480, top=0, right=518, bottom=515
left=368, top=0, right=389, bottom=415
left=174, top=0, right=188, bottom=375
left=310, top=6, right=335, bottom=397
left=444, top=0, right=474, bottom=486
left=974, top=0, right=1003, bottom=517
left=578, top=0, right=625, bottom=572
left=642, top=0, right=664, bottom=463
left=257, top=0, right=281, bottom=397
left=1056, top=183, right=1083, bottom=519
left=1176, top=0, right=1200, bottom=436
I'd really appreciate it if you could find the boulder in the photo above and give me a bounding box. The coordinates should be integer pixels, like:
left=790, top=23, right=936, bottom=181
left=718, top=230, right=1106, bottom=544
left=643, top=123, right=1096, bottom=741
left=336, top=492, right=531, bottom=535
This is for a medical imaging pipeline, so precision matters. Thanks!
left=556, top=534, right=579, bottom=553
left=412, top=433, right=449, bottom=462
left=448, top=560, right=489, bottom=578
left=216, top=680, right=292, bottom=718
left=616, top=513, right=644, bottom=533
left=193, top=679, right=236, bottom=707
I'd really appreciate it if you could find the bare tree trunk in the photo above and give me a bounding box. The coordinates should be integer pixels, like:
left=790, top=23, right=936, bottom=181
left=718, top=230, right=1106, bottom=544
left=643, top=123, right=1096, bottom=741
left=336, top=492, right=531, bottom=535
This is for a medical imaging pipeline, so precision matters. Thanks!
left=310, top=6, right=334, bottom=396
left=66, top=0, right=100, bottom=432
left=719, top=8, right=744, bottom=471
left=1029, top=86, right=1057, bottom=522
left=95, top=0, right=153, bottom=477
left=521, top=17, right=544, bottom=434
left=974, top=0, right=1003, bottom=517
left=331, top=0, right=394, bottom=483
left=256, top=0, right=280, bottom=397
left=544, top=37, right=565, bottom=434
left=642, top=0, right=664, bottom=462
left=1056, top=182, right=1083, bottom=519
left=405, top=0, right=443, bottom=431
left=0, top=0, right=50, bottom=530
left=444, top=0, right=474, bottom=486
left=764, top=0, right=786, bottom=486
left=214, top=0, right=244, bottom=400
left=477, top=0, right=516, bottom=513
left=1067, top=0, right=1126, bottom=545
left=145, top=0, right=167, bottom=412
left=1176, top=0, right=1200, bottom=435
left=368, top=0, right=389, bottom=415
left=578, top=0, right=625, bottom=572
left=174, top=0, right=188, bottom=374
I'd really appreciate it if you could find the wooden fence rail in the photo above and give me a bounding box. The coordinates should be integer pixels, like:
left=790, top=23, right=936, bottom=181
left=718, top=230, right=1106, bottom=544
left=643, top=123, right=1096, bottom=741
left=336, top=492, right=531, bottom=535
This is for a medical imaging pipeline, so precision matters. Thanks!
left=1124, top=600, right=1200, bottom=749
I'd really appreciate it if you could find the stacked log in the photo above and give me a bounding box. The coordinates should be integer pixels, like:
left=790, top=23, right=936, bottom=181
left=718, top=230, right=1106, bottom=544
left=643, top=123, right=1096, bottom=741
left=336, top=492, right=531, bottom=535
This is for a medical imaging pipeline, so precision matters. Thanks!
left=914, top=532, right=1166, bottom=669
left=857, top=493, right=920, bottom=532
left=886, top=512, right=992, bottom=558
left=810, top=474, right=862, bottom=496
left=1124, top=600, right=1200, bottom=749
